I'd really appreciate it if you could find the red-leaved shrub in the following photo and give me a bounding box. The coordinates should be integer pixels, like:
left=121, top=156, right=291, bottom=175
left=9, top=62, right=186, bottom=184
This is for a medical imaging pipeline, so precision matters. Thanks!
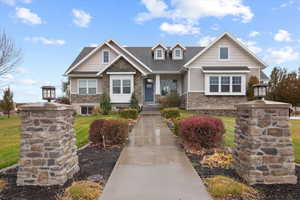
left=179, top=115, right=225, bottom=150
left=89, top=118, right=128, bottom=147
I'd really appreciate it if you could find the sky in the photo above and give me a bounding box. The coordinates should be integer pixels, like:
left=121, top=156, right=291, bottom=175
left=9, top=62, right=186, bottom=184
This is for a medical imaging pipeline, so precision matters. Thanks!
left=0, top=0, right=300, bottom=102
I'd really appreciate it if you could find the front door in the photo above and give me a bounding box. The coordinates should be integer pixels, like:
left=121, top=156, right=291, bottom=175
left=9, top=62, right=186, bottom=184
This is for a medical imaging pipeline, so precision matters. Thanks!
left=145, top=78, right=154, bottom=102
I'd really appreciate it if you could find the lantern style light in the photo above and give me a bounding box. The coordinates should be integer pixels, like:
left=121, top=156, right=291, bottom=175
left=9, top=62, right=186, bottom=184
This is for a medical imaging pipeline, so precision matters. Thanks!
left=42, top=86, right=56, bottom=102
left=253, top=83, right=268, bottom=100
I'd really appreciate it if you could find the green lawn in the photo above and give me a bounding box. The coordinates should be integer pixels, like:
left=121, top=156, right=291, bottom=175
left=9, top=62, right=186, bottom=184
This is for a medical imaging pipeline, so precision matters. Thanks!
left=0, top=114, right=119, bottom=169
left=180, top=111, right=300, bottom=163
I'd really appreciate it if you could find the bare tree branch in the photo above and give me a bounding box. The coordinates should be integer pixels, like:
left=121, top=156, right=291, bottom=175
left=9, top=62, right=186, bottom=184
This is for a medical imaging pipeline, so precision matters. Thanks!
left=0, top=30, right=22, bottom=78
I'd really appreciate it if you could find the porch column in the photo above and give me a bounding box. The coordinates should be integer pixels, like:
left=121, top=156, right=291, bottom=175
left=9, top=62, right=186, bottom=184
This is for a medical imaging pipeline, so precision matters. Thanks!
left=155, top=74, right=161, bottom=103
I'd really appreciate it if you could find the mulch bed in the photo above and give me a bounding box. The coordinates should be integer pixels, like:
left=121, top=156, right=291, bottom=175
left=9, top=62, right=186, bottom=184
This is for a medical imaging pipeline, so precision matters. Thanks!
left=186, top=151, right=300, bottom=200
left=0, top=145, right=123, bottom=200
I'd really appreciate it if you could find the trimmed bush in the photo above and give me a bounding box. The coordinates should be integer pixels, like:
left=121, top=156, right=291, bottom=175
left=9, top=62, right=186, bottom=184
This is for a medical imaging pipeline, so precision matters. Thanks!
left=180, top=115, right=225, bottom=149
left=100, top=93, right=111, bottom=115
left=159, top=92, right=181, bottom=108
left=130, top=93, right=140, bottom=111
left=161, top=108, right=180, bottom=119
left=58, top=181, right=102, bottom=200
left=89, top=118, right=128, bottom=147
left=120, top=108, right=138, bottom=119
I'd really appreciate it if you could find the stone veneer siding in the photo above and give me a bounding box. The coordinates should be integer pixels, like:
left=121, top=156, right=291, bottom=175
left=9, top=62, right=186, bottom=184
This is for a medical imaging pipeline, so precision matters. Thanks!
left=70, top=94, right=101, bottom=104
left=180, top=93, right=187, bottom=109
left=17, top=103, right=79, bottom=186
left=233, top=100, right=297, bottom=185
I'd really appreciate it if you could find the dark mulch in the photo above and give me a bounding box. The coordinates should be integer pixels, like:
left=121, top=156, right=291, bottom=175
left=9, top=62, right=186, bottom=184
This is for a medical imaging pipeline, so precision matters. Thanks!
left=187, top=151, right=300, bottom=200
left=0, top=145, right=122, bottom=200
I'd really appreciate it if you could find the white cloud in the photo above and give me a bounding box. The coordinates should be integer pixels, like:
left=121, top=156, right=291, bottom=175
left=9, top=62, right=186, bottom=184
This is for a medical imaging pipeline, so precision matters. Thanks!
left=18, top=79, right=37, bottom=85
left=198, top=35, right=216, bottom=46
left=160, top=22, right=200, bottom=35
left=249, top=31, right=260, bottom=37
left=0, top=0, right=31, bottom=6
left=210, top=24, right=220, bottom=31
left=280, top=0, right=294, bottom=8
left=266, top=46, right=299, bottom=64
left=237, top=38, right=262, bottom=54
left=274, top=29, right=292, bottom=42
left=89, top=43, right=98, bottom=47
left=15, top=67, right=29, bottom=74
left=136, top=0, right=254, bottom=24
left=25, top=37, right=66, bottom=45
left=72, top=9, right=92, bottom=28
left=15, top=7, right=42, bottom=25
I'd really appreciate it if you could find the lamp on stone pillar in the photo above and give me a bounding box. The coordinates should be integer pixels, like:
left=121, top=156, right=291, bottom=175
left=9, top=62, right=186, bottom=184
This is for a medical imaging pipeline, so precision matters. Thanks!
left=253, top=83, right=268, bottom=100
left=42, top=86, right=56, bottom=102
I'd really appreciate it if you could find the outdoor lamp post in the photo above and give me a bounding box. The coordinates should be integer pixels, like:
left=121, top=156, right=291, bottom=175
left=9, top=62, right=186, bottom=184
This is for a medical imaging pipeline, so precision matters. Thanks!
left=253, top=83, right=268, bottom=100
left=42, top=86, right=56, bottom=102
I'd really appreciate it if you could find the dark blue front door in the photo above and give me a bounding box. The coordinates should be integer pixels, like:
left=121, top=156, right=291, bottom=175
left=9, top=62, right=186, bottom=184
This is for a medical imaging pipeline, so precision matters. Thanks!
left=145, top=79, right=154, bottom=102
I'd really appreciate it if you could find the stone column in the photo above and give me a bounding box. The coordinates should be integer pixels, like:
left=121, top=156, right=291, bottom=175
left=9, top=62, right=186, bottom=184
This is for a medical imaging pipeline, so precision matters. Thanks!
left=17, top=103, right=79, bottom=186
left=233, top=100, right=297, bottom=185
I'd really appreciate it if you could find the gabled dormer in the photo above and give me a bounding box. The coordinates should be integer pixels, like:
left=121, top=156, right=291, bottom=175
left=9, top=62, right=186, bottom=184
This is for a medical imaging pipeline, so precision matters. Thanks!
left=152, top=44, right=167, bottom=60
left=170, top=43, right=186, bottom=60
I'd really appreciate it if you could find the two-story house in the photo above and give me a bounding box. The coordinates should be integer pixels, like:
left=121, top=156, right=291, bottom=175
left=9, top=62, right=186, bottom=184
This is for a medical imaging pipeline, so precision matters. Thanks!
left=64, top=32, right=268, bottom=115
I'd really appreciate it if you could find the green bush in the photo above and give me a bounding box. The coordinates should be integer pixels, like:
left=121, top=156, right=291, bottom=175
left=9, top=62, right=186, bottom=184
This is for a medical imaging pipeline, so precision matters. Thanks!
left=120, top=108, right=138, bottom=119
left=89, top=118, right=128, bottom=147
left=161, top=108, right=180, bottom=119
left=159, top=92, right=181, bottom=108
left=130, top=93, right=140, bottom=111
left=100, top=93, right=111, bottom=115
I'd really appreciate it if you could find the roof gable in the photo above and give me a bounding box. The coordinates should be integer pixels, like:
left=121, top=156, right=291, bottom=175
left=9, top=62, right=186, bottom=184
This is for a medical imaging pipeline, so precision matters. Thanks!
left=170, top=43, right=186, bottom=51
left=184, top=32, right=267, bottom=68
left=151, top=44, right=168, bottom=51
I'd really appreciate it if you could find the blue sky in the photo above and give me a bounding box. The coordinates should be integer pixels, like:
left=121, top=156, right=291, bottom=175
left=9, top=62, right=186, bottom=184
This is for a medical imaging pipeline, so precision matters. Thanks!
left=0, top=0, right=300, bottom=102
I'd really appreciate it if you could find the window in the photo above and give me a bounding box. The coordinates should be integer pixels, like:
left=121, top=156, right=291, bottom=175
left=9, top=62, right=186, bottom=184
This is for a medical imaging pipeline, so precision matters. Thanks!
left=112, top=80, right=121, bottom=94
left=232, top=76, right=242, bottom=92
left=79, top=79, right=97, bottom=95
left=209, top=76, right=219, bottom=93
left=173, top=48, right=183, bottom=60
left=102, top=50, right=110, bottom=64
left=221, top=76, right=230, bottom=92
left=161, top=80, right=177, bottom=96
left=81, top=106, right=94, bottom=115
left=122, top=80, right=131, bottom=94
left=219, top=47, right=229, bottom=60
left=155, top=48, right=164, bottom=60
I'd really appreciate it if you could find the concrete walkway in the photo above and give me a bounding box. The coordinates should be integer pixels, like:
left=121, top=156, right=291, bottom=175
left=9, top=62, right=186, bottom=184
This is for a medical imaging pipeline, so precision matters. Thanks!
left=100, top=114, right=212, bottom=200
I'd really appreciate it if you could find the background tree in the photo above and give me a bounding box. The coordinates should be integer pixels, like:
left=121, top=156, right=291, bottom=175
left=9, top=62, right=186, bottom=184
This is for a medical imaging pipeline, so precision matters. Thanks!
left=0, top=88, right=14, bottom=118
left=62, top=80, right=70, bottom=97
left=0, top=30, right=22, bottom=78
left=246, top=76, right=259, bottom=101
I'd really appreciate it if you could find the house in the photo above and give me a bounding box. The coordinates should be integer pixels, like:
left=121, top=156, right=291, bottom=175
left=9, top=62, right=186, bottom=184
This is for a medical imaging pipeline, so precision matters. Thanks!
left=64, top=32, right=268, bottom=115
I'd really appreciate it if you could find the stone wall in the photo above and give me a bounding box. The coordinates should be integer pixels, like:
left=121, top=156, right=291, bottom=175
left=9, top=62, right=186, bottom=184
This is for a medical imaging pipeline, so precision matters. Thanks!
left=17, top=103, right=79, bottom=186
left=190, top=109, right=237, bottom=117
left=187, top=92, right=246, bottom=110
left=180, top=93, right=187, bottom=109
left=233, top=100, right=297, bottom=185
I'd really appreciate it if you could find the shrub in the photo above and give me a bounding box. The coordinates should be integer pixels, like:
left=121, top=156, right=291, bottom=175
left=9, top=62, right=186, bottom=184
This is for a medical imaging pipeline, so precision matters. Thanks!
left=0, top=179, right=7, bottom=192
left=58, top=181, right=102, bottom=200
left=91, top=105, right=101, bottom=115
left=205, top=176, right=257, bottom=198
left=55, top=97, right=70, bottom=105
left=120, top=108, right=138, bottom=119
left=159, top=92, right=181, bottom=108
left=89, top=118, right=128, bottom=147
left=246, top=76, right=259, bottom=101
left=180, top=115, right=225, bottom=149
left=161, top=108, right=180, bottom=119
left=129, top=93, right=140, bottom=111
left=202, top=152, right=233, bottom=169
left=100, top=93, right=111, bottom=115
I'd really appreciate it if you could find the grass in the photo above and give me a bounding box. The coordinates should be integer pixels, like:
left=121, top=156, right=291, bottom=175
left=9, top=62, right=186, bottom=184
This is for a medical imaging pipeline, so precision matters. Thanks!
left=205, top=176, right=257, bottom=198
left=0, top=114, right=120, bottom=169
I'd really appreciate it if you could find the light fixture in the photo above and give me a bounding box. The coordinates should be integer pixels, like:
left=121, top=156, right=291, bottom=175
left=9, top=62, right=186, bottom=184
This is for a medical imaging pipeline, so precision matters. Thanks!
left=42, top=86, right=56, bottom=102
left=253, top=83, right=268, bottom=100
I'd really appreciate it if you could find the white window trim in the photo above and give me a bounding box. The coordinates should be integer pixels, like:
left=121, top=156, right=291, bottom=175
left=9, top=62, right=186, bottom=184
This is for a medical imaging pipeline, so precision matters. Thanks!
left=219, top=46, right=230, bottom=61
left=109, top=75, right=134, bottom=103
left=80, top=105, right=95, bottom=115
left=154, top=48, right=165, bottom=60
left=102, top=50, right=110, bottom=64
left=77, top=79, right=98, bottom=95
left=204, top=74, right=246, bottom=96
left=173, top=48, right=183, bottom=60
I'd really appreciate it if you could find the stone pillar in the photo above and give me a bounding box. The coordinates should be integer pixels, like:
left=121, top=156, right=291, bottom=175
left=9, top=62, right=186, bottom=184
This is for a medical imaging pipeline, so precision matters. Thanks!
left=233, top=100, right=297, bottom=185
left=17, top=103, right=79, bottom=186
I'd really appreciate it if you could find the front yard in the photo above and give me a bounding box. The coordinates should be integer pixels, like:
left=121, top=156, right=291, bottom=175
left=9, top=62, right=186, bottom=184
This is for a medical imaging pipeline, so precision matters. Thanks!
left=0, top=113, right=299, bottom=169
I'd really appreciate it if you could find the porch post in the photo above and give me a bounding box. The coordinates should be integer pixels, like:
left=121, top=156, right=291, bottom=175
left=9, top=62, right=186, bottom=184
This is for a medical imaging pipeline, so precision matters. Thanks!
left=155, top=74, right=161, bottom=103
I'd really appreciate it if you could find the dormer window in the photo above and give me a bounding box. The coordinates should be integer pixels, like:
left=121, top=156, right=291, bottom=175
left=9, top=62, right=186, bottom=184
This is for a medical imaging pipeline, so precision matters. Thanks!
left=171, top=43, right=185, bottom=60
left=102, top=50, right=110, bottom=64
left=219, top=46, right=229, bottom=60
left=155, top=48, right=165, bottom=60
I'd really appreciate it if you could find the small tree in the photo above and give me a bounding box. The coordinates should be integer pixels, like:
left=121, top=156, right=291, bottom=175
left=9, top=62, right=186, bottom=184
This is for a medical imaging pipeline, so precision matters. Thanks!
left=0, top=88, right=14, bottom=118
left=129, top=93, right=140, bottom=111
left=246, top=76, right=259, bottom=101
left=100, top=93, right=111, bottom=115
